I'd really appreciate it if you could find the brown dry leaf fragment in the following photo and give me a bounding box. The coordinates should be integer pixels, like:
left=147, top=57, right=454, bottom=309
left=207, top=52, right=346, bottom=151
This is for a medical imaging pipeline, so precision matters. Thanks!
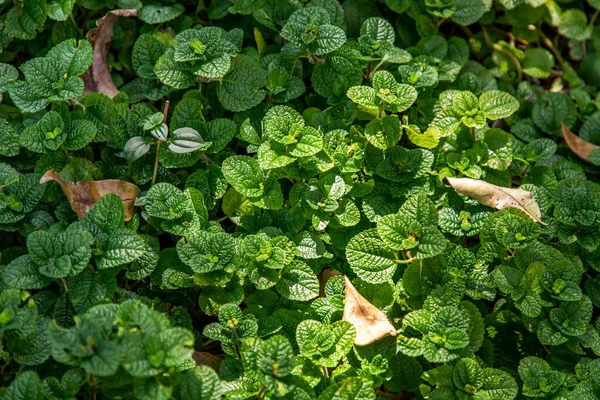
left=83, top=9, right=138, bottom=98
left=342, top=276, right=396, bottom=346
left=444, top=176, right=546, bottom=225
left=562, top=123, right=599, bottom=164
left=40, top=170, right=140, bottom=221
left=318, top=268, right=342, bottom=297
left=192, top=351, right=222, bottom=371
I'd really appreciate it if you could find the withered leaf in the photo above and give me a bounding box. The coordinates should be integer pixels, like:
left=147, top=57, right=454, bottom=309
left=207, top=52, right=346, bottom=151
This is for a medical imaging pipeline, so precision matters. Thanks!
left=192, top=351, right=222, bottom=371
left=40, top=170, right=140, bottom=221
left=318, top=268, right=342, bottom=297
left=342, top=276, right=396, bottom=346
left=445, top=176, right=545, bottom=225
left=83, top=9, right=138, bottom=98
left=562, top=123, right=599, bottom=164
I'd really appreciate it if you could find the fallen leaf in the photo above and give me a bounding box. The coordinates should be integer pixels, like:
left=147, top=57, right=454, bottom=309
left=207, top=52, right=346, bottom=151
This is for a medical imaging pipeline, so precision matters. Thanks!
left=40, top=170, right=140, bottom=221
left=444, top=176, right=546, bottom=225
left=318, top=268, right=342, bottom=297
left=342, top=276, right=396, bottom=346
left=83, top=9, right=138, bottom=98
left=562, top=123, right=599, bottom=164
left=192, top=351, right=222, bottom=371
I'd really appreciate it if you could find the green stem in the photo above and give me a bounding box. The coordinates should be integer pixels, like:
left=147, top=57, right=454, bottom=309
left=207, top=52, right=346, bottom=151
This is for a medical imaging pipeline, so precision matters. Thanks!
left=539, top=29, right=564, bottom=69
left=481, top=26, right=522, bottom=82
left=377, top=101, right=386, bottom=119
left=151, top=100, right=170, bottom=186
left=582, top=9, right=600, bottom=58
left=369, top=59, right=386, bottom=80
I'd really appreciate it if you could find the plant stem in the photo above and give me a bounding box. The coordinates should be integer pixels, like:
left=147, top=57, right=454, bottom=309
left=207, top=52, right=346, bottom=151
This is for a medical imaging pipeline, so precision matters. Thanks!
left=151, top=100, right=170, bottom=186
left=481, top=26, right=522, bottom=82
left=539, top=29, right=564, bottom=69
left=88, top=374, right=96, bottom=400
left=377, top=101, right=386, bottom=119
left=151, top=142, right=160, bottom=185
left=582, top=9, right=600, bottom=58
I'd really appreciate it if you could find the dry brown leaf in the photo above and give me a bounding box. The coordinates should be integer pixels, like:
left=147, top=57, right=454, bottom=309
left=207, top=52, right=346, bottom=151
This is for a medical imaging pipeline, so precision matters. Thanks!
left=318, top=268, right=342, bottom=297
left=342, top=276, right=396, bottom=346
left=40, top=170, right=140, bottom=221
left=192, top=351, right=222, bottom=371
left=444, top=176, right=546, bottom=225
left=562, top=123, right=599, bottom=164
left=83, top=9, right=138, bottom=98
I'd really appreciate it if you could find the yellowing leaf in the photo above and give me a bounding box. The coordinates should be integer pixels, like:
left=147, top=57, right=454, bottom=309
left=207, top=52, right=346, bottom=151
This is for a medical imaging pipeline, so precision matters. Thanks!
left=445, top=177, right=546, bottom=225
left=562, top=123, right=598, bottom=164
left=342, top=276, right=396, bottom=346
left=406, top=125, right=440, bottom=149
left=40, top=170, right=140, bottom=221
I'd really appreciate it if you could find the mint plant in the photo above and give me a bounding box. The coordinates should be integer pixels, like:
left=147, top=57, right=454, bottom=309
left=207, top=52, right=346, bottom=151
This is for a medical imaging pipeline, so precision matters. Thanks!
left=1, top=0, right=600, bottom=399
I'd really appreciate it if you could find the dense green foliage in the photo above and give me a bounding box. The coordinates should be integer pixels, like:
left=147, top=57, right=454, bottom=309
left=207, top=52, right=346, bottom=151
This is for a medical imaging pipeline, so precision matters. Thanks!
left=1, top=0, right=600, bottom=399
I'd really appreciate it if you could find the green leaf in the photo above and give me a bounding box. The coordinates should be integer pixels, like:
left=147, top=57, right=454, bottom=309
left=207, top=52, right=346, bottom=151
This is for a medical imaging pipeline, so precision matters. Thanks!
left=452, top=0, right=492, bottom=25
left=276, top=260, right=319, bottom=301
left=96, top=228, right=146, bottom=269
left=180, top=366, right=223, bottom=400
left=5, top=0, right=46, bottom=40
left=518, top=356, right=566, bottom=397
left=317, top=377, right=376, bottom=400
left=280, top=7, right=347, bottom=55
left=364, top=116, right=402, bottom=150
left=479, top=90, right=519, bottom=120
left=155, top=48, right=196, bottom=90
left=558, top=9, right=592, bottom=41
left=1, top=371, right=44, bottom=400
left=346, top=229, right=397, bottom=284
left=522, top=48, right=554, bottom=79
left=218, top=55, right=267, bottom=112
left=82, top=194, right=125, bottom=231
left=177, top=230, right=236, bottom=274
left=146, top=183, right=189, bottom=220
left=2, top=255, right=53, bottom=289
left=47, top=0, right=76, bottom=21
left=0, top=63, right=18, bottom=93
left=138, top=3, right=185, bottom=24
left=64, top=119, right=97, bottom=150
left=222, top=155, right=265, bottom=197
left=47, top=39, right=93, bottom=77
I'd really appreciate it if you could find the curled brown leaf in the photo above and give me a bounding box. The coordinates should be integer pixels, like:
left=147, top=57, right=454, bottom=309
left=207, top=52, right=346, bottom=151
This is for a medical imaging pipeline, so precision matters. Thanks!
left=562, top=123, right=599, bottom=164
left=40, top=170, right=140, bottom=221
left=342, top=276, right=396, bottom=346
left=83, top=9, right=138, bottom=98
left=444, top=176, right=546, bottom=225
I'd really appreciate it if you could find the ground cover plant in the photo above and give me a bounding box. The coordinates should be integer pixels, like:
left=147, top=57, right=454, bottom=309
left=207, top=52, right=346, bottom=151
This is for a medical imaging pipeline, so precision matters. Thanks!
left=1, top=0, right=600, bottom=398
